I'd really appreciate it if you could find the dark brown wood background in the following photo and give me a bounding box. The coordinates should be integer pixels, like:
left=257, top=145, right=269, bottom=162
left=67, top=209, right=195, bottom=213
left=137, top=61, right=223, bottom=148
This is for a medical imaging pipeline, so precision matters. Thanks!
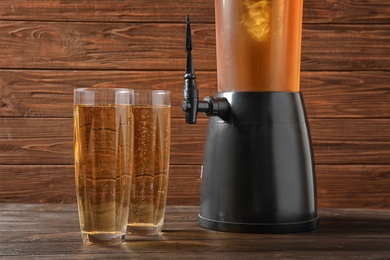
left=0, top=0, right=389, bottom=209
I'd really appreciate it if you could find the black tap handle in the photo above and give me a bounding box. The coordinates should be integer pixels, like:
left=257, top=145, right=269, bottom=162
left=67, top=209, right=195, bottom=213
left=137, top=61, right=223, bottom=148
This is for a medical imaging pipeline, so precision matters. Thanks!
left=185, top=15, right=194, bottom=75
left=182, top=15, right=199, bottom=124
left=182, top=15, right=230, bottom=124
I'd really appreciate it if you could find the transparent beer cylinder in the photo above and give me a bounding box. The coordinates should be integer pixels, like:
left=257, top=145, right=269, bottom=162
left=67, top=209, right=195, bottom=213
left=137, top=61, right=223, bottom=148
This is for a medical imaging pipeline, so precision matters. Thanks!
left=215, top=0, right=304, bottom=92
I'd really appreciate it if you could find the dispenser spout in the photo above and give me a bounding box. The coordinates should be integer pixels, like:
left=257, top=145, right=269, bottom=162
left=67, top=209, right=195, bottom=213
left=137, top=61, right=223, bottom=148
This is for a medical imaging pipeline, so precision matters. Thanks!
left=182, top=15, right=230, bottom=124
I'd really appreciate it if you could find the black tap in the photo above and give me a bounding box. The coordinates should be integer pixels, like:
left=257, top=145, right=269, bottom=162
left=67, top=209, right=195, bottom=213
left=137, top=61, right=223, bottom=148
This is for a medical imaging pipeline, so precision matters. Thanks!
left=182, top=15, right=199, bottom=124
left=182, top=15, right=229, bottom=124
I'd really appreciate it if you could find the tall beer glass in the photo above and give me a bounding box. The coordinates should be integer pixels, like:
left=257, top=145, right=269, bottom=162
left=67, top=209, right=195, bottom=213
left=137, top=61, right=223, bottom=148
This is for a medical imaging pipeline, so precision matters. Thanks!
left=127, top=90, right=171, bottom=236
left=74, top=88, right=134, bottom=246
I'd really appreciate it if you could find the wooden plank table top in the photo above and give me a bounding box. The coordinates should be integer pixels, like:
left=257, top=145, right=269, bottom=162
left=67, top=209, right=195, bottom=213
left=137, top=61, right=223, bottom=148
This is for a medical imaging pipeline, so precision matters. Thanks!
left=0, top=203, right=389, bottom=259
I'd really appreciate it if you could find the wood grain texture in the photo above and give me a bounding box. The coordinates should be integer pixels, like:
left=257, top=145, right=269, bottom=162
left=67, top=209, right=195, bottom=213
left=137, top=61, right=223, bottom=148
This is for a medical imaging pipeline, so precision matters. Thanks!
left=0, top=0, right=389, bottom=209
left=0, top=21, right=211, bottom=70
left=0, top=204, right=389, bottom=258
left=0, top=165, right=201, bottom=205
left=0, top=0, right=388, bottom=24
left=301, top=24, right=390, bottom=71
left=0, top=165, right=389, bottom=208
left=0, top=117, right=208, bottom=165
left=0, top=70, right=217, bottom=118
left=1, top=70, right=389, bottom=118
left=302, top=71, right=390, bottom=118
left=1, top=117, right=390, bottom=166
left=0, top=0, right=215, bottom=23
left=303, top=0, right=390, bottom=24
left=0, top=22, right=388, bottom=71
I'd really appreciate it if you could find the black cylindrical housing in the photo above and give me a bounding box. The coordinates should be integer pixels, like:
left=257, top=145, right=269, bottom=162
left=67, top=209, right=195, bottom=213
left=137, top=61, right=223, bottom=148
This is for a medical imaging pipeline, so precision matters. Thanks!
left=199, top=92, right=318, bottom=233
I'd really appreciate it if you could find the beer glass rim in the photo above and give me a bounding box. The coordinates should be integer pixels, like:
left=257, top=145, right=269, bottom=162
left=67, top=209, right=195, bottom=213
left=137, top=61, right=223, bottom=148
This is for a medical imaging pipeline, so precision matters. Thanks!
left=133, top=89, right=171, bottom=94
left=74, top=88, right=134, bottom=105
left=133, top=89, right=171, bottom=106
left=74, top=87, right=134, bottom=94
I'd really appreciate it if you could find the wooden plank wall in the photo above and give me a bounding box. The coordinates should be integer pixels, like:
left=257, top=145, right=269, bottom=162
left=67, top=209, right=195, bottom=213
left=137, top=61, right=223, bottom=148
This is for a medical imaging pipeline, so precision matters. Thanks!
left=0, top=0, right=389, bottom=209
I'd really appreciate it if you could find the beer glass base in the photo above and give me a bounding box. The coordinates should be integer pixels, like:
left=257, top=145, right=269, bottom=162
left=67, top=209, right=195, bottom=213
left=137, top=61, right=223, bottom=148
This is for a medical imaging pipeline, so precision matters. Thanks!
left=81, top=232, right=125, bottom=246
left=127, top=224, right=162, bottom=236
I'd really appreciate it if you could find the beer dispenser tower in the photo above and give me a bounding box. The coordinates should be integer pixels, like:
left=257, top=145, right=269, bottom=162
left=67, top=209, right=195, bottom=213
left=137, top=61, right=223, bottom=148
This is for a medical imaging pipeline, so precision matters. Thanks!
left=182, top=0, right=318, bottom=233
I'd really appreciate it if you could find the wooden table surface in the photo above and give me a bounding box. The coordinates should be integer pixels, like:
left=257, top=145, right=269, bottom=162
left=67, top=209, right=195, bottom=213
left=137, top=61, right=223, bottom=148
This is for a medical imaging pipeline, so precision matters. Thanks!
left=0, top=203, right=389, bottom=259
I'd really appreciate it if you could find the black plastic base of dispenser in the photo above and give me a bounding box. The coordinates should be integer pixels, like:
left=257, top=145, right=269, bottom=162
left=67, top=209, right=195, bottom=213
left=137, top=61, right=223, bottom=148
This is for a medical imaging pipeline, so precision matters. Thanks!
left=198, top=92, right=318, bottom=233
left=198, top=214, right=319, bottom=234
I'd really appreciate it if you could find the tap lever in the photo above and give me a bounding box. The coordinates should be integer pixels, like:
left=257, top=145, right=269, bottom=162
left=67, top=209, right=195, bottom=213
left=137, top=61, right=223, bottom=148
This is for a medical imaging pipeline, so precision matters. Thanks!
left=183, top=15, right=199, bottom=124
left=185, top=15, right=194, bottom=75
left=182, top=15, right=230, bottom=124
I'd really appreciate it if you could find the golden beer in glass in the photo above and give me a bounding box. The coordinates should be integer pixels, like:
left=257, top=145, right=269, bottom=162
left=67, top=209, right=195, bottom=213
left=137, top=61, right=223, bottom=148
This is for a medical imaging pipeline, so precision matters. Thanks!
left=74, top=88, right=134, bottom=245
left=127, top=90, right=171, bottom=236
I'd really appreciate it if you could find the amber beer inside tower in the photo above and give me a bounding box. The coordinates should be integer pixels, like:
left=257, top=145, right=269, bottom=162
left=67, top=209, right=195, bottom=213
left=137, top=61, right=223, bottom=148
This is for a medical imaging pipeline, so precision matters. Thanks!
left=216, top=0, right=303, bottom=92
left=182, top=0, right=318, bottom=234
